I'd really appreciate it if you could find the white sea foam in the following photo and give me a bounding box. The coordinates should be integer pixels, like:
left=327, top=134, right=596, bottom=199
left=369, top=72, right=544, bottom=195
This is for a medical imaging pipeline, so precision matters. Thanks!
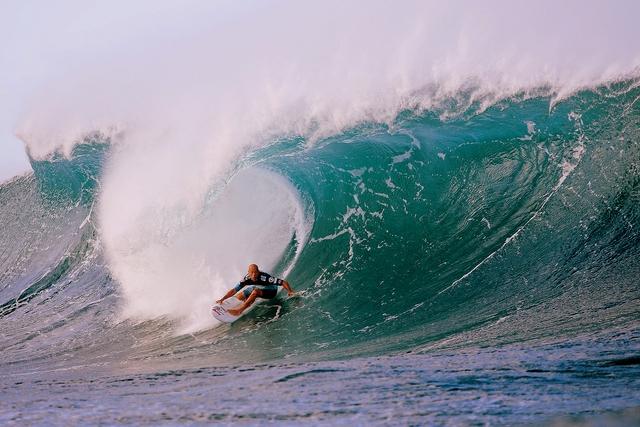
left=101, top=166, right=310, bottom=330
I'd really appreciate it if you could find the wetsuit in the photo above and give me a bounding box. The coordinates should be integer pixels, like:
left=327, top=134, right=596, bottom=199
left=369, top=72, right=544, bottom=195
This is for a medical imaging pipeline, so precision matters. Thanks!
left=233, top=272, right=284, bottom=299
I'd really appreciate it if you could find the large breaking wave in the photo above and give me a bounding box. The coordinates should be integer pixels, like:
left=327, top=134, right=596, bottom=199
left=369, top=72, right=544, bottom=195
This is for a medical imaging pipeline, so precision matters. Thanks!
left=1, top=78, right=639, bottom=371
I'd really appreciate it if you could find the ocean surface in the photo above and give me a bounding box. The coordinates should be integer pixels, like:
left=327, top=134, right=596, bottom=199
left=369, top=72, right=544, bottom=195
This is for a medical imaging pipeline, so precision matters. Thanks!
left=1, top=78, right=640, bottom=425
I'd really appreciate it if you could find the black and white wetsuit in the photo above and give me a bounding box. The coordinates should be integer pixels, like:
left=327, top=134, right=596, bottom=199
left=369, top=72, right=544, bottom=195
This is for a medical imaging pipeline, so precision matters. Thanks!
left=233, top=272, right=284, bottom=299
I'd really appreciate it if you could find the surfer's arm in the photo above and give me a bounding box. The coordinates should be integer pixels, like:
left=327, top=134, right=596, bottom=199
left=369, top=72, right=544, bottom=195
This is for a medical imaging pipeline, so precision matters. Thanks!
left=216, top=282, right=245, bottom=304
left=282, top=280, right=295, bottom=296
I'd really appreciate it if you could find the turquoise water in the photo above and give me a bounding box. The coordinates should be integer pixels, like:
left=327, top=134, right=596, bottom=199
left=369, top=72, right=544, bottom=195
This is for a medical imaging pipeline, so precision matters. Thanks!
left=1, top=80, right=639, bottom=424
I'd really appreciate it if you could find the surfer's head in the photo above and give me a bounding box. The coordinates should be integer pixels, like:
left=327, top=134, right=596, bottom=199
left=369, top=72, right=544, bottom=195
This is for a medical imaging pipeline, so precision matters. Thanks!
left=248, top=264, right=260, bottom=281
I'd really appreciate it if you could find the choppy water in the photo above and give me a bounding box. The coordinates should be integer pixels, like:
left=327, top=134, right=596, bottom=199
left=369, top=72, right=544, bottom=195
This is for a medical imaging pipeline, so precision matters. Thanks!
left=2, top=329, right=639, bottom=425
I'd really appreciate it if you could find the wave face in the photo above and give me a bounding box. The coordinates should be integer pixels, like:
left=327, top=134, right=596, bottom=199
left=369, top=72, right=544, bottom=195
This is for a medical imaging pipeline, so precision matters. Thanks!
left=1, top=79, right=639, bottom=373
left=253, top=80, right=640, bottom=359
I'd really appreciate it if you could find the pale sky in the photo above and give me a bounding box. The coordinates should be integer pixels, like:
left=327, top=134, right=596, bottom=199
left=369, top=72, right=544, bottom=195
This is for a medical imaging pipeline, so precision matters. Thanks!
left=1, top=0, right=639, bottom=183
left=0, top=0, right=250, bottom=181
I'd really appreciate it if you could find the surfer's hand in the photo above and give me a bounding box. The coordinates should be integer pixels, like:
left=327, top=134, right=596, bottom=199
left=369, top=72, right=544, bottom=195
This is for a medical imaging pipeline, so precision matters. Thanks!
left=215, top=299, right=223, bottom=304
left=287, top=291, right=295, bottom=297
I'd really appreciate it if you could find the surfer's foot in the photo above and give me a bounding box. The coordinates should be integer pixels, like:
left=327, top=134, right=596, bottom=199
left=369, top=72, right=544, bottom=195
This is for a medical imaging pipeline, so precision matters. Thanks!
left=227, top=307, right=245, bottom=316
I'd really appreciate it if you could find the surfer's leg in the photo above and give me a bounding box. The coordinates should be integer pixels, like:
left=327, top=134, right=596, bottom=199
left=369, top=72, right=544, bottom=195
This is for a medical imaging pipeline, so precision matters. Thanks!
left=228, top=288, right=262, bottom=315
left=244, top=289, right=261, bottom=307
left=260, top=285, right=278, bottom=299
left=236, top=286, right=254, bottom=301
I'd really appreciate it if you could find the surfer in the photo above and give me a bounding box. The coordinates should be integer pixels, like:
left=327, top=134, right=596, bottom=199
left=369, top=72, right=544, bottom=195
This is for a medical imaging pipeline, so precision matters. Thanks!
left=216, top=264, right=295, bottom=316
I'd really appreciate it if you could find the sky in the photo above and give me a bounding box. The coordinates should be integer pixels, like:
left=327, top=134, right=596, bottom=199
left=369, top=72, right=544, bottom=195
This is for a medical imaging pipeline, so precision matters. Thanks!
left=0, top=0, right=249, bottom=181
left=1, top=0, right=639, bottom=183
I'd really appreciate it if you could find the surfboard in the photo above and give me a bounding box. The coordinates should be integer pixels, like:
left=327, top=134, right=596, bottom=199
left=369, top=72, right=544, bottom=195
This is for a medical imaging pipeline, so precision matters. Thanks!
left=211, top=287, right=286, bottom=323
left=210, top=297, right=243, bottom=323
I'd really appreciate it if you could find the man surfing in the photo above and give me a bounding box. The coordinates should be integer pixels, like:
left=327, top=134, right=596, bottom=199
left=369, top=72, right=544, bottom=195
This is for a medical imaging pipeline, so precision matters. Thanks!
left=216, top=264, right=295, bottom=316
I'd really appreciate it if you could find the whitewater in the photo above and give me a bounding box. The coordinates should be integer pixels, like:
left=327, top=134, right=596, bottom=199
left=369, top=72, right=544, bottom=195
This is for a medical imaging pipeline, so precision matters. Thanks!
left=1, top=1, right=640, bottom=424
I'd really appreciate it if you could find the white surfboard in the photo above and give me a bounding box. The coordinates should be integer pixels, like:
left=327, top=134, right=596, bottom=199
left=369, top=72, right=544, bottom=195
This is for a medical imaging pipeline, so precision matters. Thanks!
left=210, top=297, right=242, bottom=323
left=211, top=287, right=285, bottom=323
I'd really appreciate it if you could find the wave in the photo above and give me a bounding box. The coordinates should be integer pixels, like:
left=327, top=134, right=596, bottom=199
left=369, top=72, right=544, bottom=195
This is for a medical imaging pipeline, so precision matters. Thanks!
left=1, top=78, right=639, bottom=370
